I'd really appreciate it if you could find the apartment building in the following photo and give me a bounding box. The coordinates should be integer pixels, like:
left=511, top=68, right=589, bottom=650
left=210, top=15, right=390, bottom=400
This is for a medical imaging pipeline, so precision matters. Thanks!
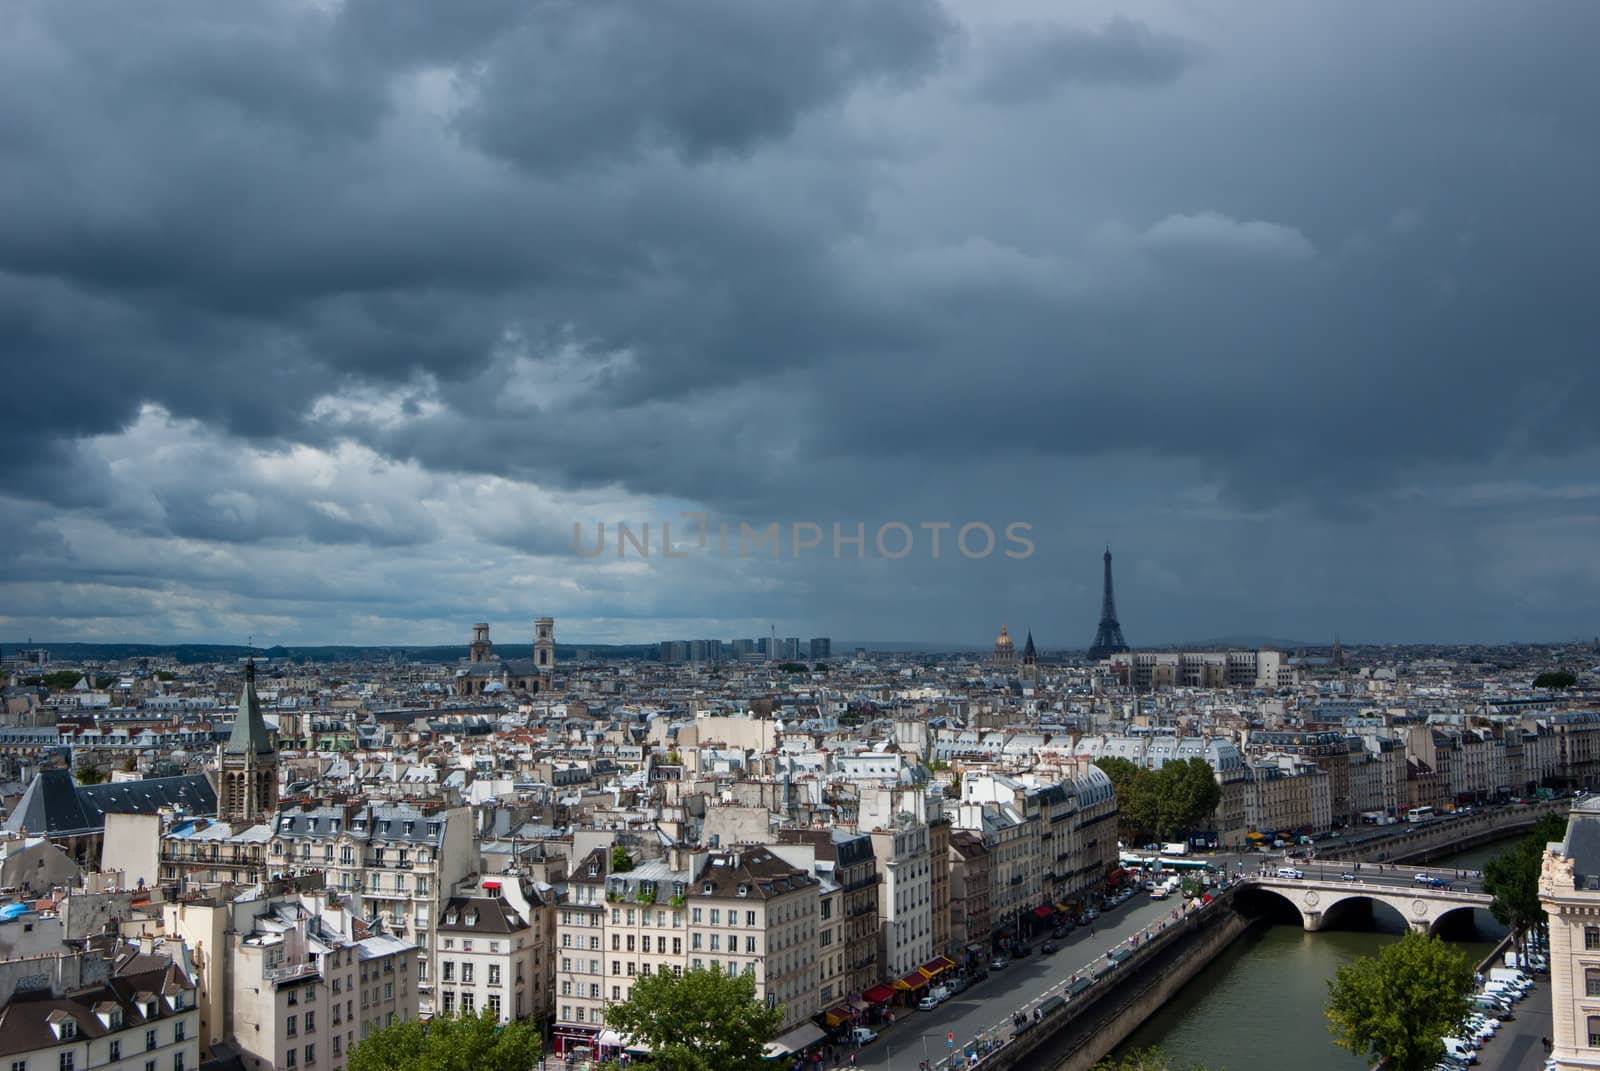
left=0, top=943, right=199, bottom=1071
left=1245, top=760, right=1332, bottom=835
left=948, top=830, right=991, bottom=953
left=774, top=829, right=879, bottom=1002
left=164, top=882, right=417, bottom=1071
left=553, top=847, right=611, bottom=1055
left=687, top=847, right=819, bottom=1034
left=867, top=818, right=933, bottom=981
left=927, top=817, right=952, bottom=957
left=435, top=874, right=549, bottom=1024
left=1248, top=730, right=1351, bottom=825
left=951, top=800, right=1039, bottom=938
left=268, top=802, right=475, bottom=1013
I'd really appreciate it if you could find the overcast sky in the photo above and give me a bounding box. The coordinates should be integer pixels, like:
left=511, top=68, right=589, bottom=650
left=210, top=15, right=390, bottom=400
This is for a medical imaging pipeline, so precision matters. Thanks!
left=3, top=0, right=1598, bottom=649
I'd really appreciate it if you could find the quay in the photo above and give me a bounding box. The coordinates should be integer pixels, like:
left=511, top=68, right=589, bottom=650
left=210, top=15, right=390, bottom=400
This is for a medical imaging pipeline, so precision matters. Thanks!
left=828, top=799, right=1568, bottom=1071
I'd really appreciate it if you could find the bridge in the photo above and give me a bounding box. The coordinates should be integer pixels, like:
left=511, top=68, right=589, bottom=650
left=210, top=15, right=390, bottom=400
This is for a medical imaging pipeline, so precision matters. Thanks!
left=1240, top=865, right=1493, bottom=933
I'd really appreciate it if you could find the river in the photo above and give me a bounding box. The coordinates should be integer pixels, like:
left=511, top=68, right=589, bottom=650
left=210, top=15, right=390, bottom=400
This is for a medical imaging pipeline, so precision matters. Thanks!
left=1108, top=839, right=1515, bottom=1071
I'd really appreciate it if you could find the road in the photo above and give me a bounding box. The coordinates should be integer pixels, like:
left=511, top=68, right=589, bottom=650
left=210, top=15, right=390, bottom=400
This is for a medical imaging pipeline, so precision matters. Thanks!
left=837, top=887, right=1208, bottom=1071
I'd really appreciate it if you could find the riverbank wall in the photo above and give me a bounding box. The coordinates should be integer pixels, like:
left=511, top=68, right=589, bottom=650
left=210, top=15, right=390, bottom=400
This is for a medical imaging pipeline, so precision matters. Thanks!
left=971, top=886, right=1254, bottom=1071
left=1318, top=800, right=1571, bottom=866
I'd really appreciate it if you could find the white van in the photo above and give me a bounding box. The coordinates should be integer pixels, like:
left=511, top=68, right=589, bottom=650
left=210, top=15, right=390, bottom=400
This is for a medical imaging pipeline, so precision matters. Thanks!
left=1276, top=867, right=1305, bottom=879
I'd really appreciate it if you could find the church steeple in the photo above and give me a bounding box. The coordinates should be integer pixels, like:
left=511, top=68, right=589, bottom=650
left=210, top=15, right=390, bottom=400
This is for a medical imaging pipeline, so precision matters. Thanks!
left=219, top=656, right=278, bottom=826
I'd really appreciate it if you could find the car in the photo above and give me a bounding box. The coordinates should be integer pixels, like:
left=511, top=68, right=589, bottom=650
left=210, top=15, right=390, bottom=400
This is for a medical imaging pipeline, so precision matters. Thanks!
left=1341, top=872, right=1357, bottom=881
left=1414, top=873, right=1434, bottom=884
left=1083, top=910, right=1098, bottom=922
left=918, top=995, right=940, bottom=1011
left=1276, top=867, right=1305, bottom=879
left=850, top=1028, right=878, bottom=1046
left=991, top=957, right=1009, bottom=970
left=1041, top=941, right=1059, bottom=954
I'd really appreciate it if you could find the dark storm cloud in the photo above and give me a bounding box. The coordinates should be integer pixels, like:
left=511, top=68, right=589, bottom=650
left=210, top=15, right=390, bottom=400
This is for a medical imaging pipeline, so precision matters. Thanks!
left=971, top=15, right=1200, bottom=104
left=453, top=0, right=956, bottom=171
left=3, top=0, right=1600, bottom=643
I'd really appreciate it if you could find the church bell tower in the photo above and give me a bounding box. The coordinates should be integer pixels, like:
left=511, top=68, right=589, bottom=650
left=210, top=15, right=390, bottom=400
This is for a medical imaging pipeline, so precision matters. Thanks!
left=219, top=657, right=278, bottom=826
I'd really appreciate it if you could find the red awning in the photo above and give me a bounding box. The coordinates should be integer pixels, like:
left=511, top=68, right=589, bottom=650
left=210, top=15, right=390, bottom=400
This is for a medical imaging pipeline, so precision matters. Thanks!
left=895, top=970, right=930, bottom=990
left=861, top=984, right=896, bottom=1003
left=1032, top=905, right=1055, bottom=919
left=920, top=956, right=957, bottom=977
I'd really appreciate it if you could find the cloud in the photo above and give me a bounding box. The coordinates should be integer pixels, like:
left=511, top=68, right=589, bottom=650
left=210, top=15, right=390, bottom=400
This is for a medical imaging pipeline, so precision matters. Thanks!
left=1138, top=211, right=1316, bottom=262
left=2, top=0, right=1600, bottom=643
left=971, top=15, right=1199, bottom=104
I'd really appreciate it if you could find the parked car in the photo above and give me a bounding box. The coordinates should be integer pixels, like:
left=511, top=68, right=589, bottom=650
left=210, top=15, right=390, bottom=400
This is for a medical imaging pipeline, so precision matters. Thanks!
left=1041, top=941, right=1059, bottom=954
left=918, top=995, right=940, bottom=1011
left=850, top=1028, right=878, bottom=1046
left=991, top=957, right=1009, bottom=970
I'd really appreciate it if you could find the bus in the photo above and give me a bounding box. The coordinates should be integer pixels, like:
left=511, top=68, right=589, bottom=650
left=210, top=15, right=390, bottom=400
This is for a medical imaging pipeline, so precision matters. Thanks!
left=1406, top=806, right=1436, bottom=823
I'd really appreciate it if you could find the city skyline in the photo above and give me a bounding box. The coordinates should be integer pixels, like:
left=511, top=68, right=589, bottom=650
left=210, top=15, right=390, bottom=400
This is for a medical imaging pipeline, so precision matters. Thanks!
left=2, top=1, right=1599, bottom=645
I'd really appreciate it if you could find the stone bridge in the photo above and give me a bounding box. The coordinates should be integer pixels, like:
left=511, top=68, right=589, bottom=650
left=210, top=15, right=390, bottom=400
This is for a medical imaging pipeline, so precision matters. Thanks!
left=1242, top=873, right=1493, bottom=933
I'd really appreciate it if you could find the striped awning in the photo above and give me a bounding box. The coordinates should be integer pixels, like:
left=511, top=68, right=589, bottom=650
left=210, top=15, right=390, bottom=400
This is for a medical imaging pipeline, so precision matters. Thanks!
left=823, top=1006, right=853, bottom=1028
left=919, top=956, right=957, bottom=978
left=893, top=970, right=930, bottom=990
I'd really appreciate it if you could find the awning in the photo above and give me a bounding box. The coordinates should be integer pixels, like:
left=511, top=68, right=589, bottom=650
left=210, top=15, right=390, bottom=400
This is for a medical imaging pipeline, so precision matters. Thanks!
left=893, top=970, right=930, bottom=991
left=764, top=1023, right=828, bottom=1057
left=862, top=984, right=896, bottom=1003
left=920, top=956, right=957, bottom=978
left=1032, top=905, right=1055, bottom=919
left=824, top=1006, right=853, bottom=1028
left=597, top=1031, right=652, bottom=1054
left=1054, top=903, right=1075, bottom=913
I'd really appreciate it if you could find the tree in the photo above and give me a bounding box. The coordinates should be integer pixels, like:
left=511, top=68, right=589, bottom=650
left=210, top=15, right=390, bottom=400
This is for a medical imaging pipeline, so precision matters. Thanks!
left=1093, top=1050, right=1209, bottom=1071
left=155, top=670, right=176, bottom=681
left=779, top=662, right=808, bottom=673
left=41, top=670, right=83, bottom=690
left=75, top=764, right=107, bottom=785
left=1483, top=812, right=1566, bottom=952
left=1535, top=670, right=1577, bottom=689
left=1096, top=757, right=1219, bottom=842
left=348, top=1008, right=541, bottom=1071
left=604, top=964, right=783, bottom=1071
left=611, top=845, right=635, bottom=872
left=1325, top=931, right=1475, bottom=1071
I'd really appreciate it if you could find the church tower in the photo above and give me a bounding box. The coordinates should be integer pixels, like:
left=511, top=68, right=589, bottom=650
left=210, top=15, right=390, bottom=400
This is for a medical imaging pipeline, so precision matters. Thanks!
left=534, top=617, right=555, bottom=690
left=470, top=623, right=493, bottom=664
left=1021, top=630, right=1039, bottom=681
left=219, top=657, right=278, bottom=827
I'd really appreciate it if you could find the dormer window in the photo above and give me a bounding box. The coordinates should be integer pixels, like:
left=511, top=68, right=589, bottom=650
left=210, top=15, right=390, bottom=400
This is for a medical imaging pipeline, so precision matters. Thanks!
left=738, top=885, right=749, bottom=897
left=428, top=822, right=441, bottom=836
left=353, top=819, right=367, bottom=832
left=447, top=911, right=459, bottom=925
left=702, top=883, right=713, bottom=894
left=51, top=1017, right=77, bottom=1041
left=466, top=910, right=478, bottom=927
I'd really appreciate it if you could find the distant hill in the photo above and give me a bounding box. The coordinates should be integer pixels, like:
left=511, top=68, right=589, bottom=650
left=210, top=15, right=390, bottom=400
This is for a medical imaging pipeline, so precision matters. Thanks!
left=1, top=641, right=659, bottom=665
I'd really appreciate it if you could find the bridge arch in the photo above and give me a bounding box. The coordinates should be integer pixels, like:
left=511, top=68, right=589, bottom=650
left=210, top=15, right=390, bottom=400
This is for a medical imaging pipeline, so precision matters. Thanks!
left=1427, top=904, right=1493, bottom=938
left=1315, top=893, right=1411, bottom=933
left=1236, top=884, right=1307, bottom=927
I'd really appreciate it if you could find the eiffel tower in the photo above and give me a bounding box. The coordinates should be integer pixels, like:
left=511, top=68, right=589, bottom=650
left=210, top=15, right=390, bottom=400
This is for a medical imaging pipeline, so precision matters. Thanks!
left=1087, top=546, right=1130, bottom=660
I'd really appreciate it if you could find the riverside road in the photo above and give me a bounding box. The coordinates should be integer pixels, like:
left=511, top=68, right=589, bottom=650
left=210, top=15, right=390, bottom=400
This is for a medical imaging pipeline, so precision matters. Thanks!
left=837, top=802, right=1563, bottom=1071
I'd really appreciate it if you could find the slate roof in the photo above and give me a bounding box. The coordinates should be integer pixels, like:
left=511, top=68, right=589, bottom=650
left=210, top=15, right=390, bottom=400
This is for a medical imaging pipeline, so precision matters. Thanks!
left=3, top=769, right=216, bottom=837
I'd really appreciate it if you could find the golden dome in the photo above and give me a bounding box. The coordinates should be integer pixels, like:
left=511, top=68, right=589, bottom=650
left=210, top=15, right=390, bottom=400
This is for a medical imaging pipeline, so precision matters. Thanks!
left=995, top=625, right=1013, bottom=648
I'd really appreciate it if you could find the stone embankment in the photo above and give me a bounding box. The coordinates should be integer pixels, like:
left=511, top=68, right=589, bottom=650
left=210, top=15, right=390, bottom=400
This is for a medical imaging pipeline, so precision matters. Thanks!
left=1316, top=800, right=1571, bottom=866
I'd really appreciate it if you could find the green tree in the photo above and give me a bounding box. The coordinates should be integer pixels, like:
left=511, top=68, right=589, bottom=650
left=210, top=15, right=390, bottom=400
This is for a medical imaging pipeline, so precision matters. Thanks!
left=1535, top=670, right=1577, bottom=689
left=1325, top=931, right=1475, bottom=1071
left=1482, top=812, right=1566, bottom=952
left=611, top=845, right=635, bottom=872
left=1148, top=759, right=1222, bottom=841
left=1093, top=1049, right=1210, bottom=1070
left=75, top=765, right=107, bottom=785
left=1097, top=757, right=1156, bottom=841
left=155, top=670, right=176, bottom=682
left=604, top=965, right=782, bottom=1071
left=42, top=670, right=83, bottom=690
left=348, top=1008, right=541, bottom=1071
left=779, top=662, right=808, bottom=673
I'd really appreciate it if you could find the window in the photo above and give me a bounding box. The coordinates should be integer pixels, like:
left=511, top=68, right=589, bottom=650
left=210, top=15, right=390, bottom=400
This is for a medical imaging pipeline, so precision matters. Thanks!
left=110, top=1043, right=121, bottom=1061
left=174, top=1021, right=186, bottom=1042
left=746, top=911, right=756, bottom=926
left=287, top=1014, right=298, bottom=1038
left=174, top=1056, right=185, bottom=1071
left=59, top=1057, right=73, bottom=1071
left=487, top=994, right=501, bottom=1019
left=461, top=993, right=475, bottom=1015
left=1590, top=970, right=1600, bottom=998
left=303, top=1045, right=314, bottom=1066
left=305, top=1010, right=315, bottom=1032
left=1588, top=926, right=1600, bottom=951
left=12, top=1061, right=25, bottom=1071
left=488, top=964, right=500, bottom=986
left=286, top=1051, right=297, bottom=1070
left=147, top=1029, right=158, bottom=1051
left=461, top=963, right=474, bottom=984
left=1590, top=1016, right=1600, bottom=1048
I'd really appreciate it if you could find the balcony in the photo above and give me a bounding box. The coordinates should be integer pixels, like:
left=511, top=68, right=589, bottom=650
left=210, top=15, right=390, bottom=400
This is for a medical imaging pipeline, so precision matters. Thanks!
left=265, top=961, right=321, bottom=984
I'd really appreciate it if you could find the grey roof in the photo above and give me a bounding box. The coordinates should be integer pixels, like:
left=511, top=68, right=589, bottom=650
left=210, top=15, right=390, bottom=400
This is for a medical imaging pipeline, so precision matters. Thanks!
left=223, top=659, right=275, bottom=757
left=1563, top=800, right=1600, bottom=889
left=3, top=769, right=216, bottom=837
